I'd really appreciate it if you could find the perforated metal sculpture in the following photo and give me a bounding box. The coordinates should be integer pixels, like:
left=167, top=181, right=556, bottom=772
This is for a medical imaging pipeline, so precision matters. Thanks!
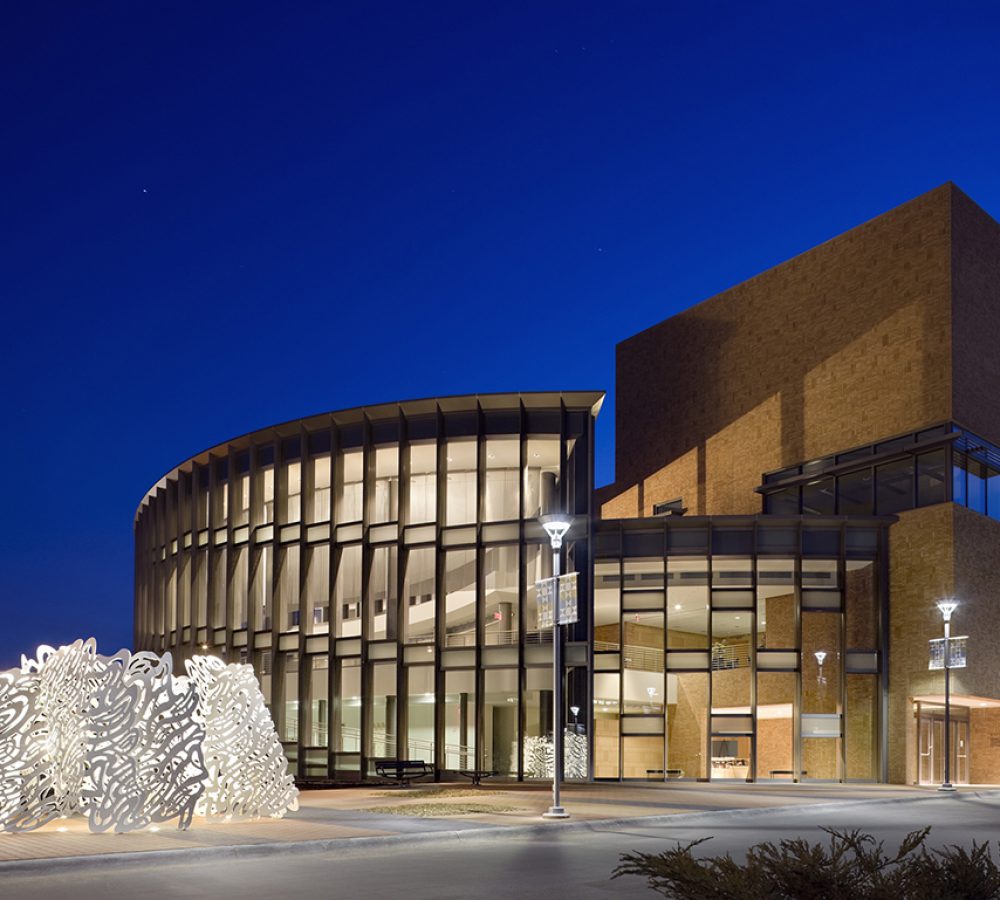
left=0, top=639, right=297, bottom=834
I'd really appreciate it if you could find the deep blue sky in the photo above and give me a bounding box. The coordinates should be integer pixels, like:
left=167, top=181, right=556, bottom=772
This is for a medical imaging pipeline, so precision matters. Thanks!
left=3, top=2, right=1000, bottom=666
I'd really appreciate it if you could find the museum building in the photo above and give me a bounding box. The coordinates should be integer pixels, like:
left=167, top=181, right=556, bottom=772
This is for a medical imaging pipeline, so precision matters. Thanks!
left=135, top=183, right=1000, bottom=786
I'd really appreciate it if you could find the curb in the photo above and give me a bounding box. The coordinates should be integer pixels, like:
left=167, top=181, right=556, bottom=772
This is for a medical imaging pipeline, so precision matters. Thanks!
left=2, top=789, right=998, bottom=875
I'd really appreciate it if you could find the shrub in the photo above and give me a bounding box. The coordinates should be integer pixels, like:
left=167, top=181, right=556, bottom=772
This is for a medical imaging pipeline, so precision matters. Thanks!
left=613, top=827, right=1000, bottom=899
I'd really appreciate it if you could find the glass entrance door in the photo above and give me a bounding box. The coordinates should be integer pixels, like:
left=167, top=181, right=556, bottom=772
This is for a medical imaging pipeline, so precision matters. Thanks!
left=917, top=705, right=969, bottom=785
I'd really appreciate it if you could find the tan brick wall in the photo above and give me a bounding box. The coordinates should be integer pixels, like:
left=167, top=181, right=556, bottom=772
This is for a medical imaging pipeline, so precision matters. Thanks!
left=602, top=183, right=956, bottom=518
left=888, top=503, right=1000, bottom=784
left=887, top=504, right=954, bottom=784
left=952, top=188, right=1000, bottom=447
left=969, top=708, right=1000, bottom=785
left=950, top=507, right=1000, bottom=703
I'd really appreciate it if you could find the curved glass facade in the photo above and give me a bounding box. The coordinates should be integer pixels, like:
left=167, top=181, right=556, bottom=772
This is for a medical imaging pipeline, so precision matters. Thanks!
left=134, top=392, right=600, bottom=780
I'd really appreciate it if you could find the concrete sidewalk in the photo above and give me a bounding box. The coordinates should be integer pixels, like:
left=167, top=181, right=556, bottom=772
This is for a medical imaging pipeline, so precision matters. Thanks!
left=0, top=781, right=940, bottom=865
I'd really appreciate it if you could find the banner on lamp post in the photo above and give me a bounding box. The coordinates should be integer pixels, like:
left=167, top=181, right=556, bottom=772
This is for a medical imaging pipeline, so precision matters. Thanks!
left=928, top=635, right=968, bottom=670
left=536, top=572, right=579, bottom=628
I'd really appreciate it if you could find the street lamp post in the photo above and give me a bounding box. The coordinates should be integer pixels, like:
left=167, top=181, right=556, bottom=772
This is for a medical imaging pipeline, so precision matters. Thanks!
left=540, top=514, right=572, bottom=819
left=937, top=599, right=958, bottom=793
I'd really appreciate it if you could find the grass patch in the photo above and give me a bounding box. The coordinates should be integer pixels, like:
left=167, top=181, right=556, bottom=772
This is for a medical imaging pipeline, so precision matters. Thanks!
left=367, top=802, right=516, bottom=817
left=372, top=788, right=506, bottom=801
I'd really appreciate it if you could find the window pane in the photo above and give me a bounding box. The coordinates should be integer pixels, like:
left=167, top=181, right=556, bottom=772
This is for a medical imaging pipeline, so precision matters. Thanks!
left=372, top=446, right=399, bottom=524
left=212, top=546, right=227, bottom=628
left=405, top=666, right=435, bottom=762
left=952, top=451, right=967, bottom=506
left=279, top=652, right=298, bottom=743
left=838, top=469, right=873, bottom=515
left=524, top=438, right=560, bottom=519
left=757, top=559, right=795, bottom=649
left=594, top=560, right=621, bottom=650
left=250, top=545, right=274, bottom=631
left=305, top=656, right=329, bottom=748
left=968, top=458, right=986, bottom=514
left=231, top=545, right=248, bottom=630
left=846, top=560, right=877, bottom=648
left=337, top=450, right=363, bottom=523
left=802, top=559, right=839, bottom=590
left=368, top=545, right=398, bottom=640
left=445, top=440, right=477, bottom=525
left=623, top=736, right=663, bottom=780
left=335, top=659, right=361, bottom=752
left=802, top=613, right=841, bottom=715
left=757, top=672, right=795, bottom=780
left=407, top=443, right=437, bottom=524
left=623, top=610, right=664, bottom=712
left=524, top=544, right=550, bottom=638
left=485, top=437, right=520, bottom=521
left=916, top=449, right=946, bottom=507
left=846, top=674, right=878, bottom=780
left=444, top=670, right=475, bottom=770
left=307, top=453, right=331, bottom=524
left=254, top=453, right=275, bottom=526
left=444, top=548, right=477, bottom=647
left=667, top=672, right=708, bottom=780
left=711, top=612, right=751, bottom=710
left=802, top=478, right=835, bottom=515
left=713, top=558, right=751, bottom=588
left=765, top=487, right=799, bottom=515
left=282, top=460, right=302, bottom=523
left=875, top=458, right=914, bottom=515
left=523, top=668, right=553, bottom=777
left=593, top=673, right=620, bottom=778
left=335, top=545, right=362, bottom=638
left=483, top=669, right=518, bottom=775
left=304, top=545, right=330, bottom=634
left=484, top=545, right=518, bottom=646
left=276, top=545, right=300, bottom=631
left=368, top=661, right=397, bottom=760
left=403, top=547, right=435, bottom=644
left=988, top=466, right=1000, bottom=521
left=668, top=557, right=708, bottom=649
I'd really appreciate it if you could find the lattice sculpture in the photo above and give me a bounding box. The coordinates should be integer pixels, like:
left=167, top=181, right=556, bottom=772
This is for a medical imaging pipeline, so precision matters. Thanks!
left=185, top=656, right=299, bottom=820
left=4, top=640, right=98, bottom=831
left=0, top=640, right=297, bottom=834
left=520, top=730, right=589, bottom=779
left=84, top=650, right=207, bottom=833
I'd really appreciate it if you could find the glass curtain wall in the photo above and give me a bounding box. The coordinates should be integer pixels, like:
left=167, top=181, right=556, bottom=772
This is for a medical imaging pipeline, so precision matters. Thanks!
left=133, top=394, right=597, bottom=782
left=593, top=519, right=885, bottom=783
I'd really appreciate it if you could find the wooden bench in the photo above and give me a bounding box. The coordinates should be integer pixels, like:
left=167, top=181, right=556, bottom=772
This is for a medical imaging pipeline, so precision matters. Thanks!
left=646, top=768, right=685, bottom=781
left=769, top=770, right=807, bottom=779
left=374, top=759, right=433, bottom=786
left=457, top=769, right=499, bottom=786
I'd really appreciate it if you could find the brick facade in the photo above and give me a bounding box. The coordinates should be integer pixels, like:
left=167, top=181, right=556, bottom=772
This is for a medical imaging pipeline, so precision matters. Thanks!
left=601, top=183, right=962, bottom=519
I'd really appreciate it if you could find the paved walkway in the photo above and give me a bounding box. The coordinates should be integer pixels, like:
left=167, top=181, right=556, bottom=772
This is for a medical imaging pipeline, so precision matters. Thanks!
left=0, top=781, right=941, bottom=864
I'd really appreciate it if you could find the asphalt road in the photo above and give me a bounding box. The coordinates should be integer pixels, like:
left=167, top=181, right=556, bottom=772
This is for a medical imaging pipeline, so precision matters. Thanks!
left=4, top=793, right=1000, bottom=900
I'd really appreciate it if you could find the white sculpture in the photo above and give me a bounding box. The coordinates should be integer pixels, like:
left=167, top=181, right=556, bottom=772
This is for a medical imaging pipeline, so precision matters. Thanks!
left=186, top=656, right=298, bottom=820
left=520, top=730, right=589, bottom=780
left=85, top=650, right=207, bottom=833
left=0, top=639, right=298, bottom=834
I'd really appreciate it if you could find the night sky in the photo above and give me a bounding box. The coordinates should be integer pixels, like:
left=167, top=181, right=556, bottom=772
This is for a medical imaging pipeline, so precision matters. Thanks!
left=3, top=3, right=1000, bottom=667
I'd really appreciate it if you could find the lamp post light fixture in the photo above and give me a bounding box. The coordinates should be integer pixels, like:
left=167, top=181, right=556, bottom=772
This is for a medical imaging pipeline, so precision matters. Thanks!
left=539, top=514, right=572, bottom=819
left=937, top=599, right=959, bottom=792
